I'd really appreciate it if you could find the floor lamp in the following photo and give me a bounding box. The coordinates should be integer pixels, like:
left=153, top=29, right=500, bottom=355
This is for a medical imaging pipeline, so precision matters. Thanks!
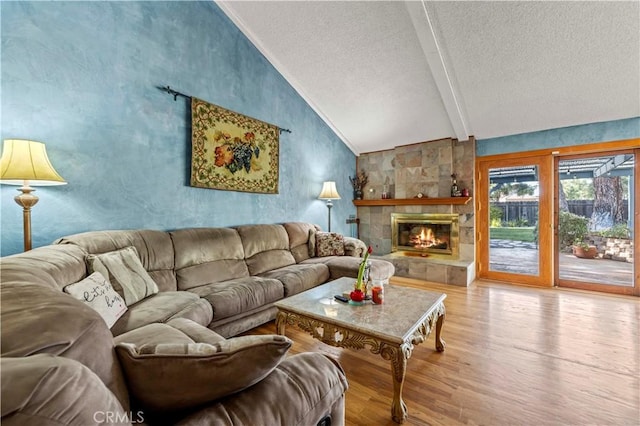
left=0, top=139, right=67, bottom=251
left=318, top=181, right=341, bottom=232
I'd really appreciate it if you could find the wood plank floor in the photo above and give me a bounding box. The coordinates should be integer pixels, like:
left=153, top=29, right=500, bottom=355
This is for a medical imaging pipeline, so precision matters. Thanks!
left=248, top=277, right=640, bottom=425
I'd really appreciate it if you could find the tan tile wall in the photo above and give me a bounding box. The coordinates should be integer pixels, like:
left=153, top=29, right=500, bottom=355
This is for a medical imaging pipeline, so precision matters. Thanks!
left=355, top=137, right=476, bottom=261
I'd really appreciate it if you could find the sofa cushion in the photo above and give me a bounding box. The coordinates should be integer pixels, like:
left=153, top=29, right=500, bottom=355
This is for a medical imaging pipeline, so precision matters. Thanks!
left=55, top=229, right=177, bottom=292
left=114, top=322, right=196, bottom=347
left=308, top=228, right=317, bottom=258
left=165, top=297, right=214, bottom=328
left=0, top=355, right=129, bottom=426
left=165, top=318, right=227, bottom=345
left=115, top=320, right=226, bottom=348
left=259, top=263, right=330, bottom=297
left=315, top=232, right=345, bottom=256
left=63, top=272, right=127, bottom=328
left=208, top=306, right=279, bottom=339
left=171, top=228, right=249, bottom=290
left=236, top=224, right=296, bottom=275
left=87, top=246, right=159, bottom=306
left=283, top=222, right=319, bottom=263
left=115, top=335, right=292, bottom=411
left=110, top=291, right=211, bottom=336
left=188, top=277, right=284, bottom=321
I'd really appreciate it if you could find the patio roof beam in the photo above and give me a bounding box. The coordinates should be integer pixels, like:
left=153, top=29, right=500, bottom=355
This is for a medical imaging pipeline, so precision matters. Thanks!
left=559, top=171, right=595, bottom=180
left=490, top=175, right=537, bottom=184
left=592, top=154, right=631, bottom=178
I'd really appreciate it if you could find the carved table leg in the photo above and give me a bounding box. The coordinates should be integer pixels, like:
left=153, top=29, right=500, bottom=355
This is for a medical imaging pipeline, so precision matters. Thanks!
left=275, top=311, right=287, bottom=336
left=390, top=344, right=410, bottom=423
left=435, top=308, right=446, bottom=352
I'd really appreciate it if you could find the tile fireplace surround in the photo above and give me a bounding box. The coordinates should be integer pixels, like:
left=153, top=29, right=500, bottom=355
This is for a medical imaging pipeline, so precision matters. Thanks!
left=355, top=137, right=475, bottom=286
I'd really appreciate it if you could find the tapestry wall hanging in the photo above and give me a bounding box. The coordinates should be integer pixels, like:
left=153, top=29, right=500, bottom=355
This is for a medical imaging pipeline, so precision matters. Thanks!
left=190, top=97, right=279, bottom=193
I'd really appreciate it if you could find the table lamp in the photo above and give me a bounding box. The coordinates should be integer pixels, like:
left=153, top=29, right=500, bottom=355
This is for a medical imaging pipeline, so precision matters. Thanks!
left=0, top=139, right=67, bottom=251
left=318, top=181, right=341, bottom=232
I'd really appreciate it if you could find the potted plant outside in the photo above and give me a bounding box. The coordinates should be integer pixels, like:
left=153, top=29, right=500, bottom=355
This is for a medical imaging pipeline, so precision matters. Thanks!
left=558, top=211, right=589, bottom=252
left=572, top=240, right=598, bottom=259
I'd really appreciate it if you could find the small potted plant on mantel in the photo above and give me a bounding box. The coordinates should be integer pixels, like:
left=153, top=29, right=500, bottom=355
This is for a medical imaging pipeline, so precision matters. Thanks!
left=349, top=170, right=369, bottom=200
left=572, top=240, right=598, bottom=259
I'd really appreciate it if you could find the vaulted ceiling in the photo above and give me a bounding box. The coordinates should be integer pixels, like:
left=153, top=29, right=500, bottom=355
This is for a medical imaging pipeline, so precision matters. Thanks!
left=217, top=1, right=640, bottom=155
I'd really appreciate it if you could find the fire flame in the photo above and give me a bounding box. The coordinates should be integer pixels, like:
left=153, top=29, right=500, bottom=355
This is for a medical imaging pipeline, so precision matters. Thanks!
left=410, top=227, right=442, bottom=249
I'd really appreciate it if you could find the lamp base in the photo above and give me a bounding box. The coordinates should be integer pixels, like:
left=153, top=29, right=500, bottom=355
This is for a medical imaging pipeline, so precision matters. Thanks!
left=326, top=200, right=333, bottom=232
left=14, top=184, right=38, bottom=251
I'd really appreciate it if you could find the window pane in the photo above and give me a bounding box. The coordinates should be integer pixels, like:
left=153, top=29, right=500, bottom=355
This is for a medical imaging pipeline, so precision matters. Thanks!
left=489, top=165, right=539, bottom=276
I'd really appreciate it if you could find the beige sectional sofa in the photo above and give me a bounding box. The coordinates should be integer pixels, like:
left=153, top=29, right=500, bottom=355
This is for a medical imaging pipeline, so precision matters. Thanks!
left=0, top=222, right=395, bottom=425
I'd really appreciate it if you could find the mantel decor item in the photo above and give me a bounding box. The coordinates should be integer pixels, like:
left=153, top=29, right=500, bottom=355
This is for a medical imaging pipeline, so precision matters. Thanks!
left=0, top=139, right=67, bottom=251
left=318, top=181, right=341, bottom=232
left=450, top=173, right=461, bottom=197
left=190, top=97, right=279, bottom=194
left=381, top=184, right=390, bottom=199
left=349, top=170, right=368, bottom=200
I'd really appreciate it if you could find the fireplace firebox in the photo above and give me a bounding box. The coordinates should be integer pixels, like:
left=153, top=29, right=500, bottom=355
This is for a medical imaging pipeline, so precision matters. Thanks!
left=391, top=213, right=459, bottom=258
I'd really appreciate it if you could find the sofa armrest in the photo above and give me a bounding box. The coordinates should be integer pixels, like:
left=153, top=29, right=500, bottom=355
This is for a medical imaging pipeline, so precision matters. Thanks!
left=344, top=237, right=366, bottom=257
left=1, top=355, right=130, bottom=426
left=174, top=353, right=348, bottom=426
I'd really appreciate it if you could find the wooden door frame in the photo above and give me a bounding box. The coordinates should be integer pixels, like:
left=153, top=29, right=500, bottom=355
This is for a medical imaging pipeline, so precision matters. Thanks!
left=554, top=146, right=639, bottom=296
left=475, top=154, right=553, bottom=287
left=475, top=138, right=639, bottom=295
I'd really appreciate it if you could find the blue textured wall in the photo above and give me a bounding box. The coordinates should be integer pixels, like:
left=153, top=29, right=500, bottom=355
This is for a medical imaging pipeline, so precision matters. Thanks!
left=476, top=117, right=640, bottom=157
left=0, top=1, right=356, bottom=256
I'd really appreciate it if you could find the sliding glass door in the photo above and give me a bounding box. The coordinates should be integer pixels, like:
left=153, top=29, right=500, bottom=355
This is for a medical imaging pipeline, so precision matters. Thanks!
left=477, top=142, right=638, bottom=295
left=556, top=151, right=636, bottom=293
left=476, top=155, right=553, bottom=286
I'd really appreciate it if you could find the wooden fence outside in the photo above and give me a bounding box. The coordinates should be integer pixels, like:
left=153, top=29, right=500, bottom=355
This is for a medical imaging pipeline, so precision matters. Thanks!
left=492, top=200, right=630, bottom=225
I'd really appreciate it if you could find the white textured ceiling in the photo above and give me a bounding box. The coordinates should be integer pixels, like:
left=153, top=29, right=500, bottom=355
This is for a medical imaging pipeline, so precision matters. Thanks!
left=218, top=1, right=640, bottom=155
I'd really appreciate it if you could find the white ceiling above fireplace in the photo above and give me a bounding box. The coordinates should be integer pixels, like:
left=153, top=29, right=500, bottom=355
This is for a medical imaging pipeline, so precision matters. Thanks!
left=216, top=1, right=640, bottom=155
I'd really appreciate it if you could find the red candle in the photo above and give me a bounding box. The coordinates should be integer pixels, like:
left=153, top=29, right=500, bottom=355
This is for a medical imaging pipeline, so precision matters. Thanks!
left=372, top=286, right=384, bottom=304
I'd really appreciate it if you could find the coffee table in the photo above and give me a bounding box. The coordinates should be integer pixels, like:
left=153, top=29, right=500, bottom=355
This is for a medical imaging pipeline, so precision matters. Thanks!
left=274, top=277, right=446, bottom=424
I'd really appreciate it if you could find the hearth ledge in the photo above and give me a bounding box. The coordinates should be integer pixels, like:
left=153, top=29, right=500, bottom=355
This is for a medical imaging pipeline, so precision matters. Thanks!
left=377, top=252, right=475, bottom=287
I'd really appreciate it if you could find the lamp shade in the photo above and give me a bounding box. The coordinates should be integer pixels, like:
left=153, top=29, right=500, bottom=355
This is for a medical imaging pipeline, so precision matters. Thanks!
left=0, top=139, right=66, bottom=186
left=318, top=181, right=341, bottom=200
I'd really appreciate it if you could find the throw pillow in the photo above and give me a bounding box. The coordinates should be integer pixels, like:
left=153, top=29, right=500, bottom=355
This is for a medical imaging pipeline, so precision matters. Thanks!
left=315, top=231, right=345, bottom=257
left=115, top=335, right=292, bottom=411
left=86, top=246, right=159, bottom=306
left=63, top=272, right=127, bottom=329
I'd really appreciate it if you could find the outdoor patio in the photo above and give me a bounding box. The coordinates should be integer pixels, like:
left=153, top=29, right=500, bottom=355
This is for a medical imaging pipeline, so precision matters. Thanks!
left=489, top=240, right=634, bottom=286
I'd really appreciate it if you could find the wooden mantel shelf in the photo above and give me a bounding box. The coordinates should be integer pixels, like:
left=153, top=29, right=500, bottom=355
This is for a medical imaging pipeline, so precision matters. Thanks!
left=353, top=197, right=472, bottom=206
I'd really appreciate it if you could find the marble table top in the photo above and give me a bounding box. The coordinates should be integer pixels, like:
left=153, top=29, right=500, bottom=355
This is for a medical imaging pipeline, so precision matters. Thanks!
left=275, top=277, right=446, bottom=344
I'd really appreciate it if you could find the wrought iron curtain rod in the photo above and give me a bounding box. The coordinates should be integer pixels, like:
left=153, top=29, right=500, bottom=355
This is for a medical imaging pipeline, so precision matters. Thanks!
left=160, top=85, right=292, bottom=134
left=161, top=85, right=190, bottom=101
